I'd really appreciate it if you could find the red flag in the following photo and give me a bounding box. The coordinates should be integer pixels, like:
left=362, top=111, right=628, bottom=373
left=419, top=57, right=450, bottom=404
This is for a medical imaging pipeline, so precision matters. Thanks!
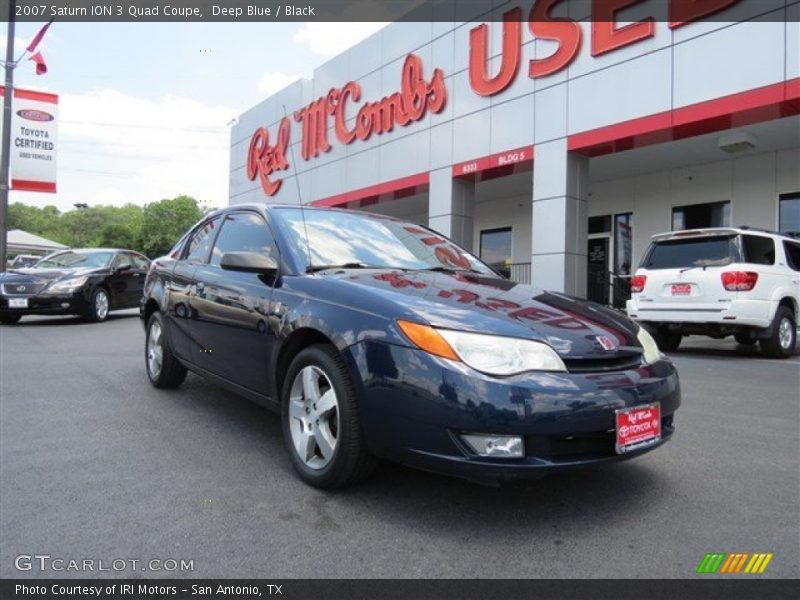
left=26, top=19, right=54, bottom=53
left=29, top=52, right=47, bottom=75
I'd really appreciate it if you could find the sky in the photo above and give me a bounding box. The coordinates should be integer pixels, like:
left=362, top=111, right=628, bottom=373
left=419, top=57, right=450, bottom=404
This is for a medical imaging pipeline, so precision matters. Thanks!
left=3, top=21, right=386, bottom=213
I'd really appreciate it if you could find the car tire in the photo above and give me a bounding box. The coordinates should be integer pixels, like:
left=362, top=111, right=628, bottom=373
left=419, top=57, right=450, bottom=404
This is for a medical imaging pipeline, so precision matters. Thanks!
left=145, top=312, right=187, bottom=388
left=760, top=307, right=796, bottom=359
left=654, top=330, right=682, bottom=352
left=734, top=332, right=757, bottom=346
left=0, top=314, right=22, bottom=324
left=281, top=344, right=378, bottom=489
left=86, top=287, right=111, bottom=322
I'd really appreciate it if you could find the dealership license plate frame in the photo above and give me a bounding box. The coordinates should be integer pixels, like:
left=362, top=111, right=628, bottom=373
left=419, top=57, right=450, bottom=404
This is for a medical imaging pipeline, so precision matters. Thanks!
left=615, top=402, right=661, bottom=454
left=671, top=283, right=692, bottom=296
left=8, top=298, right=28, bottom=309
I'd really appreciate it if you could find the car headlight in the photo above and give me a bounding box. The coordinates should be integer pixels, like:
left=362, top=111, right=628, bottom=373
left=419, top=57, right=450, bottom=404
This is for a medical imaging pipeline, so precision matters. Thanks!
left=637, top=326, right=662, bottom=365
left=47, top=276, right=88, bottom=293
left=397, top=320, right=566, bottom=375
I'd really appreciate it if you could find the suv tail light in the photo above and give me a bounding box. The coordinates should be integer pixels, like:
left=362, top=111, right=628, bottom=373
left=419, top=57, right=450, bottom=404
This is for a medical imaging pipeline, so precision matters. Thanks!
left=630, top=275, right=647, bottom=293
left=721, top=271, right=758, bottom=291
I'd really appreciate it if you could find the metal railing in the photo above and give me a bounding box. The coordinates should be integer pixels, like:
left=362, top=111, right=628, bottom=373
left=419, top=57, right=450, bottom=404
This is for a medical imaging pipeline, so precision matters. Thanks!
left=506, top=263, right=531, bottom=285
left=502, top=264, right=631, bottom=309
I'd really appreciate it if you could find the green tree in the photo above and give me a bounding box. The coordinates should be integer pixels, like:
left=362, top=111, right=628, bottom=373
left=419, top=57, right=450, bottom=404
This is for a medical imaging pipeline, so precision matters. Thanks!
left=140, top=195, right=204, bottom=257
left=7, top=203, right=62, bottom=242
left=6, top=195, right=205, bottom=257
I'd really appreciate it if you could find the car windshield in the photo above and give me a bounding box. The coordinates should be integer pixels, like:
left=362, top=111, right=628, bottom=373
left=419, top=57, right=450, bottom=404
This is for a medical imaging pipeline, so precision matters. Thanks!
left=276, top=208, right=496, bottom=275
left=34, top=251, right=114, bottom=269
left=643, top=235, right=738, bottom=269
left=13, top=257, right=38, bottom=267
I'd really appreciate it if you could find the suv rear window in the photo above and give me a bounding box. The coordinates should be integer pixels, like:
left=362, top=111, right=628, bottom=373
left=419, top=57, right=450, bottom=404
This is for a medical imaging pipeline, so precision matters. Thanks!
left=642, top=236, right=738, bottom=270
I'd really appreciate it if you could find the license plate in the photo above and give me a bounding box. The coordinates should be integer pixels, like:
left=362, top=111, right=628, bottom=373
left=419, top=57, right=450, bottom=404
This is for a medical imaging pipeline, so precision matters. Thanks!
left=615, top=403, right=661, bottom=454
left=671, top=283, right=691, bottom=296
left=8, top=298, right=28, bottom=308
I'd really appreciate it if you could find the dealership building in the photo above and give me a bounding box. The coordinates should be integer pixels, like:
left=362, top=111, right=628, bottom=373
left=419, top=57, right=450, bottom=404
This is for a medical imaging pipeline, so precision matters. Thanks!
left=229, top=2, right=800, bottom=306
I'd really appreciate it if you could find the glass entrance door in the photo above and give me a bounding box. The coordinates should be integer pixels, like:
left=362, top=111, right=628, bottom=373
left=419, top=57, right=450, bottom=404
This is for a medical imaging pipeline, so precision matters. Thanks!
left=587, top=236, right=610, bottom=305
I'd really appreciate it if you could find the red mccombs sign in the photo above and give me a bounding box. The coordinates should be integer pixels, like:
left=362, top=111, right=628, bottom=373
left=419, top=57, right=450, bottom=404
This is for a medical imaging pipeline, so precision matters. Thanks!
left=247, top=53, right=445, bottom=197
left=247, top=0, right=740, bottom=196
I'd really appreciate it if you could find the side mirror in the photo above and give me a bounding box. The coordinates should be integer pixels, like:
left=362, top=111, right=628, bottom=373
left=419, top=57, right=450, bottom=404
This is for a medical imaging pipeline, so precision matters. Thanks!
left=116, top=263, right=132, bottom=272
left=220, top=252, right=278, bottom=275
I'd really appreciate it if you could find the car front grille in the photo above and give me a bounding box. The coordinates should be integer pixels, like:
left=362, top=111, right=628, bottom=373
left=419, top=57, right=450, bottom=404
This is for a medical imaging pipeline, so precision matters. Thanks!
left=562, top=353, right=644, bottom=373
left=1, top=282, right=47, bottom=296
left=526, top=415, right=674, bottom=461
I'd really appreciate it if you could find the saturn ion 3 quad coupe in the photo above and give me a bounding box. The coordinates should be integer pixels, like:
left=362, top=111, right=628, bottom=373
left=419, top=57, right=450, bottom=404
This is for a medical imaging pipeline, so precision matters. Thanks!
left=141, top=205, right=681, bottom=488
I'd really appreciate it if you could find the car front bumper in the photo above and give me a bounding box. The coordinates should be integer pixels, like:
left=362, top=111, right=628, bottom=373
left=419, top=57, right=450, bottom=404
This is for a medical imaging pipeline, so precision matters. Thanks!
left=0, top=292, right=92, bottom=317
left=344, top=340, right=680, bottom=484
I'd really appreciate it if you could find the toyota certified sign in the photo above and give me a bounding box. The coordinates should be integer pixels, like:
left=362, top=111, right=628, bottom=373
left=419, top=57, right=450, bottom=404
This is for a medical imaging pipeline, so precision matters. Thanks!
left=0, top=86, right=59, bottom=193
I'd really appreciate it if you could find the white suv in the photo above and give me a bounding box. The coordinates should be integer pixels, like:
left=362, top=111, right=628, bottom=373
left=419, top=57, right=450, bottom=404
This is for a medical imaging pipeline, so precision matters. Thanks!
left=626, top=227, right=800, bottom=358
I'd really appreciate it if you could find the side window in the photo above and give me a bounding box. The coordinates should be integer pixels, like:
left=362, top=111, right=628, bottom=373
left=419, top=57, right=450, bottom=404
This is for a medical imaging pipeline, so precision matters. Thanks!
left=741, top=235, right=775, bottom=265
left=113, top=253, right=133, bottom=269
left=184, top=217, right=220, bottom=263
left=783, top=241, right=800, bottom=272
left=130, top=253, right=150, bottom=270
left=210, top=213, right=276, bottom=267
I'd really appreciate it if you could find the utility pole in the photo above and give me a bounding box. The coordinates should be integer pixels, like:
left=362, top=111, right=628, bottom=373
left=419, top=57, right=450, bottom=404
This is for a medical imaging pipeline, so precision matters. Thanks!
left=0, top=0, right=16, bottom=272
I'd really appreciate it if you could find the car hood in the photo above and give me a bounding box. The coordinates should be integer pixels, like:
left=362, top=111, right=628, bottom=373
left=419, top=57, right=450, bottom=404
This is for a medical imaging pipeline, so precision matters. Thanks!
left=0, top=266, right=105, bottom=284
left=319, top=269, right=641, bottom=359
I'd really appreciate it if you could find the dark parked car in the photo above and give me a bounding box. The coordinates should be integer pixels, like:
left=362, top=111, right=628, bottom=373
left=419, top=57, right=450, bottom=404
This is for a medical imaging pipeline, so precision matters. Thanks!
left=141, top=205, right=681, bottom=489
left=7, top=254, right=41, bottom=270
left=0, top=248, right=150, bottom=324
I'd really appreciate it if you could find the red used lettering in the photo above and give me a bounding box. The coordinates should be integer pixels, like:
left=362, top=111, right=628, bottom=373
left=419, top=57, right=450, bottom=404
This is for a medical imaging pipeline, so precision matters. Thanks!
left=469, top=6, right=522, bottom=96
left=528, top=0, right=582, bottom=78
left=591, top=0, right=655, bottom=57
left=669, top=0, right=740, bottom=28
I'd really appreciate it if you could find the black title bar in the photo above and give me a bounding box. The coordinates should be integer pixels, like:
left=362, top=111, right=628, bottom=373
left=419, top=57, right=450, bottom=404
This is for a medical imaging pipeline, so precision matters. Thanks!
left=2, top=0, right=798, bottom=22
left=2, top=579, right=800, bottom=600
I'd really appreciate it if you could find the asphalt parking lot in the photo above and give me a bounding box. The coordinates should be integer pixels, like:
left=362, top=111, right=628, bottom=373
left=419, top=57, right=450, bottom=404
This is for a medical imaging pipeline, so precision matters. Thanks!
left=1, top=312, right=798, bottom=579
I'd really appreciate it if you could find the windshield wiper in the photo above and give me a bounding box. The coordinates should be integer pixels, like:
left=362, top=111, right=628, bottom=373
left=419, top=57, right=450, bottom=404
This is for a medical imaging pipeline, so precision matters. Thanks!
left=422, top=266, right=482, bottom=274
left=679, top=265, right=708, bottom=273
left=306, top=262, right=375, bottom=273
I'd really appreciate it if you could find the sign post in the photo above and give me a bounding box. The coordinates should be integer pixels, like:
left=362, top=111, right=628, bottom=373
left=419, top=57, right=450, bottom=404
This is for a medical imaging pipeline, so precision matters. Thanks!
left=0, top=0, right=16, bottom=272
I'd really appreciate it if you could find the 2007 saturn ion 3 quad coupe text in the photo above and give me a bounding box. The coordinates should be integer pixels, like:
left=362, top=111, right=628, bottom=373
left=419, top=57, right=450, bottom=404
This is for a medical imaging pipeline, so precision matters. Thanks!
left=141, top=205, right=680, bottom=489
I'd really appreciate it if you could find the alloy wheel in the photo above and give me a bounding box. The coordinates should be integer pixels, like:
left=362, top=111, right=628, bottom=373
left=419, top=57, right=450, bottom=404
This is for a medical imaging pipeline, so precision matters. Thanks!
left=95, top=290, right=109, bottom=320
left=288, top=365, right=339, bottom=470
left=147, top=321, right=163, bottom=378
left=778, top=317, right=794, bottom=350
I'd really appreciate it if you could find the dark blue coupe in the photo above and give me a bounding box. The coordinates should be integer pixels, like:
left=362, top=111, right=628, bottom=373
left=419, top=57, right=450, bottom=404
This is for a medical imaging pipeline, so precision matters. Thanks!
left=141, top=204, right=680, bottom=488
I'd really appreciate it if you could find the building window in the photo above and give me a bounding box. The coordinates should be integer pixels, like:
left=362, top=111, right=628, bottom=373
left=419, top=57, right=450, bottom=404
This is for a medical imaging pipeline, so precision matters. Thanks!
left=480, top=227, right=512, bottom=275
left=588, top=215, right=611, bottom=234
left=672, top=201, right=730, bottom=231
left=779, top=192, right=800, bottom=239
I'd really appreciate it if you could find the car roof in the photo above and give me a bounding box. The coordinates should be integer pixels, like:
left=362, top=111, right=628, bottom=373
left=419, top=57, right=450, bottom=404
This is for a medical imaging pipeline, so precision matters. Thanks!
left=208, top=202, right=404, bottom=221
left=651, top=227, right=795, bottom=242
left=47, top=248, right=143, bottom=254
